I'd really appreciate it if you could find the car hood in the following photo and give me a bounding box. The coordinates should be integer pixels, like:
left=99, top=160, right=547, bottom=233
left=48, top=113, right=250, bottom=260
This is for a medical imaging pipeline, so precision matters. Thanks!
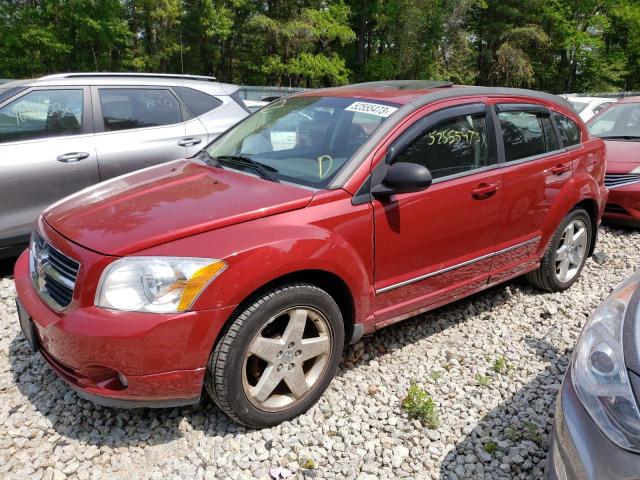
left=44, top=160, right=314, bottom=256
left=603, top=139, right=640, bottom=167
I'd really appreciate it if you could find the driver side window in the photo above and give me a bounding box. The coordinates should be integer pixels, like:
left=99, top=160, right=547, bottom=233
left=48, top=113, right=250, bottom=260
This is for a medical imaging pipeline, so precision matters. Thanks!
left=0, top=89, right=84, bottom=144
left=393, top=113, right=492, bottom=180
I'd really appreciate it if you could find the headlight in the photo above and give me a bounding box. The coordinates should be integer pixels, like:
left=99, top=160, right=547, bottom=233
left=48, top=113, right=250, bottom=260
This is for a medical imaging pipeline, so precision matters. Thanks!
left=95, top=257, right=226, bottom=313
left=632, top=166, right=640, bottom=174
left=572, top=271, right=640, bottom=451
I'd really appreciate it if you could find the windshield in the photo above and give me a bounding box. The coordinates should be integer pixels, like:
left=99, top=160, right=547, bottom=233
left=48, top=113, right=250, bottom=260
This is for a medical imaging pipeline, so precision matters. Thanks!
left=204, top=96, right=399, bottom=188
left=588, top=102, right=640, bottom=139
left=569, top=100, right=589, bottom=113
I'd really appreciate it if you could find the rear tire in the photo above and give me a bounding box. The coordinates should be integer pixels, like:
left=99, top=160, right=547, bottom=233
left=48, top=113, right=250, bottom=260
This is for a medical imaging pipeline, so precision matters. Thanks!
left=527, top=208, right=592, bottom=292
left=205, top=283, right=344, bottom=428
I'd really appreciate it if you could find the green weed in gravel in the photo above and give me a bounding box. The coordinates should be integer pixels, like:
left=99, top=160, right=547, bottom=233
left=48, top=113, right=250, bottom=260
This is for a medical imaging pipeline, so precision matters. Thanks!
left=492, top=355, right=510, bottom=374
left=401, top=383, right=440, bottom=428
left=484, top=441, right=497, bottom=455
left=475, top=373, right=492, bottom=387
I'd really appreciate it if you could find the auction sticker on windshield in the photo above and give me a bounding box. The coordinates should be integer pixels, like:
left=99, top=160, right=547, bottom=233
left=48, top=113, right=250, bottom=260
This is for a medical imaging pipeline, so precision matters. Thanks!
left=345, top=102, right=398, bottom=117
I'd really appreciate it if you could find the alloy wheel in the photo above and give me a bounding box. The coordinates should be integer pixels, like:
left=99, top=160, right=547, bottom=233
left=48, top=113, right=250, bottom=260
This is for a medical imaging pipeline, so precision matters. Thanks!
left=554, top=218, right=588, bottom=283
left=242, top=307, right=332, bottom=411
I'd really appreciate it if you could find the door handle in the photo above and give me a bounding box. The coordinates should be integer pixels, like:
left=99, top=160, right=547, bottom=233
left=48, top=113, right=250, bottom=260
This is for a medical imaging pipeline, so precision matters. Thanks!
left=550, top=163, right=571, bottom=175
left=471, top=182, right=500, bottom=200
left=178, top=137, right=203, bottom=147
left=56, top=152, right=90, bottom=163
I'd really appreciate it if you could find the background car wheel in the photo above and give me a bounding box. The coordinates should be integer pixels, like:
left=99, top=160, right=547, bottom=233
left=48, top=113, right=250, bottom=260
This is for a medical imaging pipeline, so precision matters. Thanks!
left=526, top=208, right=592, bottom=292
left=205, top=283, right=345, bottom=428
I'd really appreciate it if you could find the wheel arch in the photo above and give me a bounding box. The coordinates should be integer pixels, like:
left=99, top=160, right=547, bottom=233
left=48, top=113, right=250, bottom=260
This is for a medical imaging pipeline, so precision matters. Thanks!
left=572, top=197, right=599, bottom=257
left=539, top=170, right=603, bottom=259
left=222, top=269, right=357, bottom=347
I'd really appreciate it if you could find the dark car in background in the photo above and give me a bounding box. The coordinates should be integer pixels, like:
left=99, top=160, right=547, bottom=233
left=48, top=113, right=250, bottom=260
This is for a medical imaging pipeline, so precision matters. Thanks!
left=588, top=97, right=640, bottom=226
left=0, top=73, right=250, bottom=258
left=548, top=271, right=640, bottom=479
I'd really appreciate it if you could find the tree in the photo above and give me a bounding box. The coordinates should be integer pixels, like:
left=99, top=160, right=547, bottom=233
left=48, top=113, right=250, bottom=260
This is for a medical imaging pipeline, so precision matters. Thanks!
left=1, top=0, right=639, bottom=92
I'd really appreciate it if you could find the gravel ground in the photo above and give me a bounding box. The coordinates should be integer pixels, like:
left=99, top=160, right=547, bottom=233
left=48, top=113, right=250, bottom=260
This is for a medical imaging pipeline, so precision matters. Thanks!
left=1, top=225, right=639, bottom=480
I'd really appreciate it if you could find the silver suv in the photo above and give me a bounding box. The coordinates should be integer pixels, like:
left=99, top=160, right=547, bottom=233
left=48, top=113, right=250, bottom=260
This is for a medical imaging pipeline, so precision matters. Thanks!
left=0, top=73, right=250, bottom=257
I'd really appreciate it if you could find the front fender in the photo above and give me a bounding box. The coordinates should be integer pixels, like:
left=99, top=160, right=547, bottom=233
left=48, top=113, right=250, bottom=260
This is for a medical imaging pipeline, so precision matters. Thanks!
left=138, top=196, right=374, bottom=324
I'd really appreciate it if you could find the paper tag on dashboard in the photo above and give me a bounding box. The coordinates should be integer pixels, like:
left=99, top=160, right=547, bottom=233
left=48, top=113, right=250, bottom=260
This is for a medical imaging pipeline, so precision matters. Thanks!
left=345, top=102, right=398, bottom=117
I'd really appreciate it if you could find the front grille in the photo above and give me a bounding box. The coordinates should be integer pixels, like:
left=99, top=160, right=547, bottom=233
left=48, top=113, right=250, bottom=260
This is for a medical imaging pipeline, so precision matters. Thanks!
left=30, top=232, right=80, bottom=310
left=604, top=173, right=640, bottom=188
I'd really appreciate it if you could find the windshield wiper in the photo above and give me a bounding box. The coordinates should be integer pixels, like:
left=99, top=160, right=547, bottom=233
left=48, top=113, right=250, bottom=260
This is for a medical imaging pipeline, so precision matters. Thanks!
left=196, top=149, right=224, bottom=168
left=215, top=155, right=280, bottom=182
left=598, top=135, right=640, bottom=140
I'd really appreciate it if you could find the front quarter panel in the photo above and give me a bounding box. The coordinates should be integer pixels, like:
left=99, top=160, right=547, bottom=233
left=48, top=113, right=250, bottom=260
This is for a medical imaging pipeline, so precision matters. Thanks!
left=137, top=190, right=374, bottom=324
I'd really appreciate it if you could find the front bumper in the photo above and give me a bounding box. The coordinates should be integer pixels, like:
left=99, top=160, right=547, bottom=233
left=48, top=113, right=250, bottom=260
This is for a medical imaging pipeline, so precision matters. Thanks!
left=547, top=365, right=640, bottom=479
left=604, top=182, right=640, bottom=226
left=14, top=250, right=235, bottom=407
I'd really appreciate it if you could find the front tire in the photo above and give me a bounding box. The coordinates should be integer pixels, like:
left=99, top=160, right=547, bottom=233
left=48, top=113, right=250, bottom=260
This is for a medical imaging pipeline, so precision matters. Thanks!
left=205, top=283, right=344, bottom=428
left=527, top=208, right=592, bottom=292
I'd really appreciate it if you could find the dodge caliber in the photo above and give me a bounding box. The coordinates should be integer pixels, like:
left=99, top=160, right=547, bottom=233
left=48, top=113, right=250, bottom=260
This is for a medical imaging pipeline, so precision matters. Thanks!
left=14, top=81, right=608, bottom=427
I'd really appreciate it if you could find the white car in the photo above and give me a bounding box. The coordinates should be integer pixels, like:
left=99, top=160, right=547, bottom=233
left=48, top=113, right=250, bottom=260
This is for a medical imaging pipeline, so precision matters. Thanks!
left=0, top=72, right=250, bottom=257
left=566, top=96, right=617, bottom=122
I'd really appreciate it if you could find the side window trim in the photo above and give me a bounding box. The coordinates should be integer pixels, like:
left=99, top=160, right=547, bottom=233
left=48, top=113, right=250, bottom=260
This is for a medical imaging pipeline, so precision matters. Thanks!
left=498, top=149, right=566, bottom=168
left=92, top=85, right=184, bottom=134
left=0, top=86, right=92, bottom=144
left=173, top=86, right=224, bottom=119
left=382, top=102, right=497, bottom=184
left=495, top=103, right=550, bottom=114
left=389, top=103, right=486, bottom=157
left=551, top=111, right=582, bottom=148
left=494, top=103, right=569, bottom=167
left=549, top=113, right=566, bottom=150
left=430, top=163, right=501, bottom=185
left=353, top=102, right=495, bottom=205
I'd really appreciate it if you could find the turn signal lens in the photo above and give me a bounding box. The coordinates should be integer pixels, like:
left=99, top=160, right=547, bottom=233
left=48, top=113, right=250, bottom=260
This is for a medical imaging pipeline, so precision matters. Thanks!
left=178, top=262, right=228, bottom=311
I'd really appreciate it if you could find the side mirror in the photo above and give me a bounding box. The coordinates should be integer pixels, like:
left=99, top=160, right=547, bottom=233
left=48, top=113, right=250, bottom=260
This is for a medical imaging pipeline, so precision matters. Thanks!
left=371, top=162, right=432, bottom=197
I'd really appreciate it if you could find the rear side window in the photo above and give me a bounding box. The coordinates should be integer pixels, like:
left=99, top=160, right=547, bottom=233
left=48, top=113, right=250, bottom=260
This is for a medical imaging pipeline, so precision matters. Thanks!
left=99, top=88, right=182, bottom=132
left=499, top=110, right=559, bottom=162
left=393, top=113, right=494, bottom=180
left=592, top=103, right=611, bottom=116
left=174, top=87, right=223, bottom=117
left=0, top=89, right=83, bottom=144
left=554, top=113, right=581, bottom=147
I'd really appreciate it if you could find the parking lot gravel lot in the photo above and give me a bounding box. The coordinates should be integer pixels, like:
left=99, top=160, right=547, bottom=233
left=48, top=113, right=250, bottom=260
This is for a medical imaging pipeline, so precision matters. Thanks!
left=1, top=225, right=639, bottom=480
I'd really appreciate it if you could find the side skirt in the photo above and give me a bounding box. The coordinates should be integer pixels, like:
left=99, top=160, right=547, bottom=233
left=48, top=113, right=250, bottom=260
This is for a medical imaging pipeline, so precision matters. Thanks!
left=363, top=262, right=540, bottom=334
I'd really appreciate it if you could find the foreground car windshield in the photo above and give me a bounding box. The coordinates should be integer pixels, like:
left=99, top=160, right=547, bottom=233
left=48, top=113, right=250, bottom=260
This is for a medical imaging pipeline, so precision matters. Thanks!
left=588, top=102, right=640, bottom=139
left=204, top=96, right=399, bottom=187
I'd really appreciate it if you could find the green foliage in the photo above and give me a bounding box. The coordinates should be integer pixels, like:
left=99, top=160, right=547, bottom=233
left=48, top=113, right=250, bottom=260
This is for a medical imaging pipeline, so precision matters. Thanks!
left=483, top=441, right=497, bottom=455
left=1, top=0, right=640, bottom=92
left=475, top=373, right=492, bottom=387
left=504, top=421, right=544, bottom=446
left=401, top=383, right=440, bottom=428
left=491, top=356, right=510, bottom=374
left=301, top=458, right=316, bottom=469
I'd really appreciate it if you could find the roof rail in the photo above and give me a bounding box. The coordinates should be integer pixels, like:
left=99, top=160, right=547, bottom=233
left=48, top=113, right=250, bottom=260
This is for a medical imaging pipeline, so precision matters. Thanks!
left=345, top=80, right=454, bottom=90
left=39, top=72, right=218, bottom=82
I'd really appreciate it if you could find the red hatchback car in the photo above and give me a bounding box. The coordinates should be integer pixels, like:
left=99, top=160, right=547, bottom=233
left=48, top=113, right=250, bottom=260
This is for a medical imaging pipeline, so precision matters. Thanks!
left=14, top=81, right=607, bottom=427
left=587, top=96, right=640, bottom=225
